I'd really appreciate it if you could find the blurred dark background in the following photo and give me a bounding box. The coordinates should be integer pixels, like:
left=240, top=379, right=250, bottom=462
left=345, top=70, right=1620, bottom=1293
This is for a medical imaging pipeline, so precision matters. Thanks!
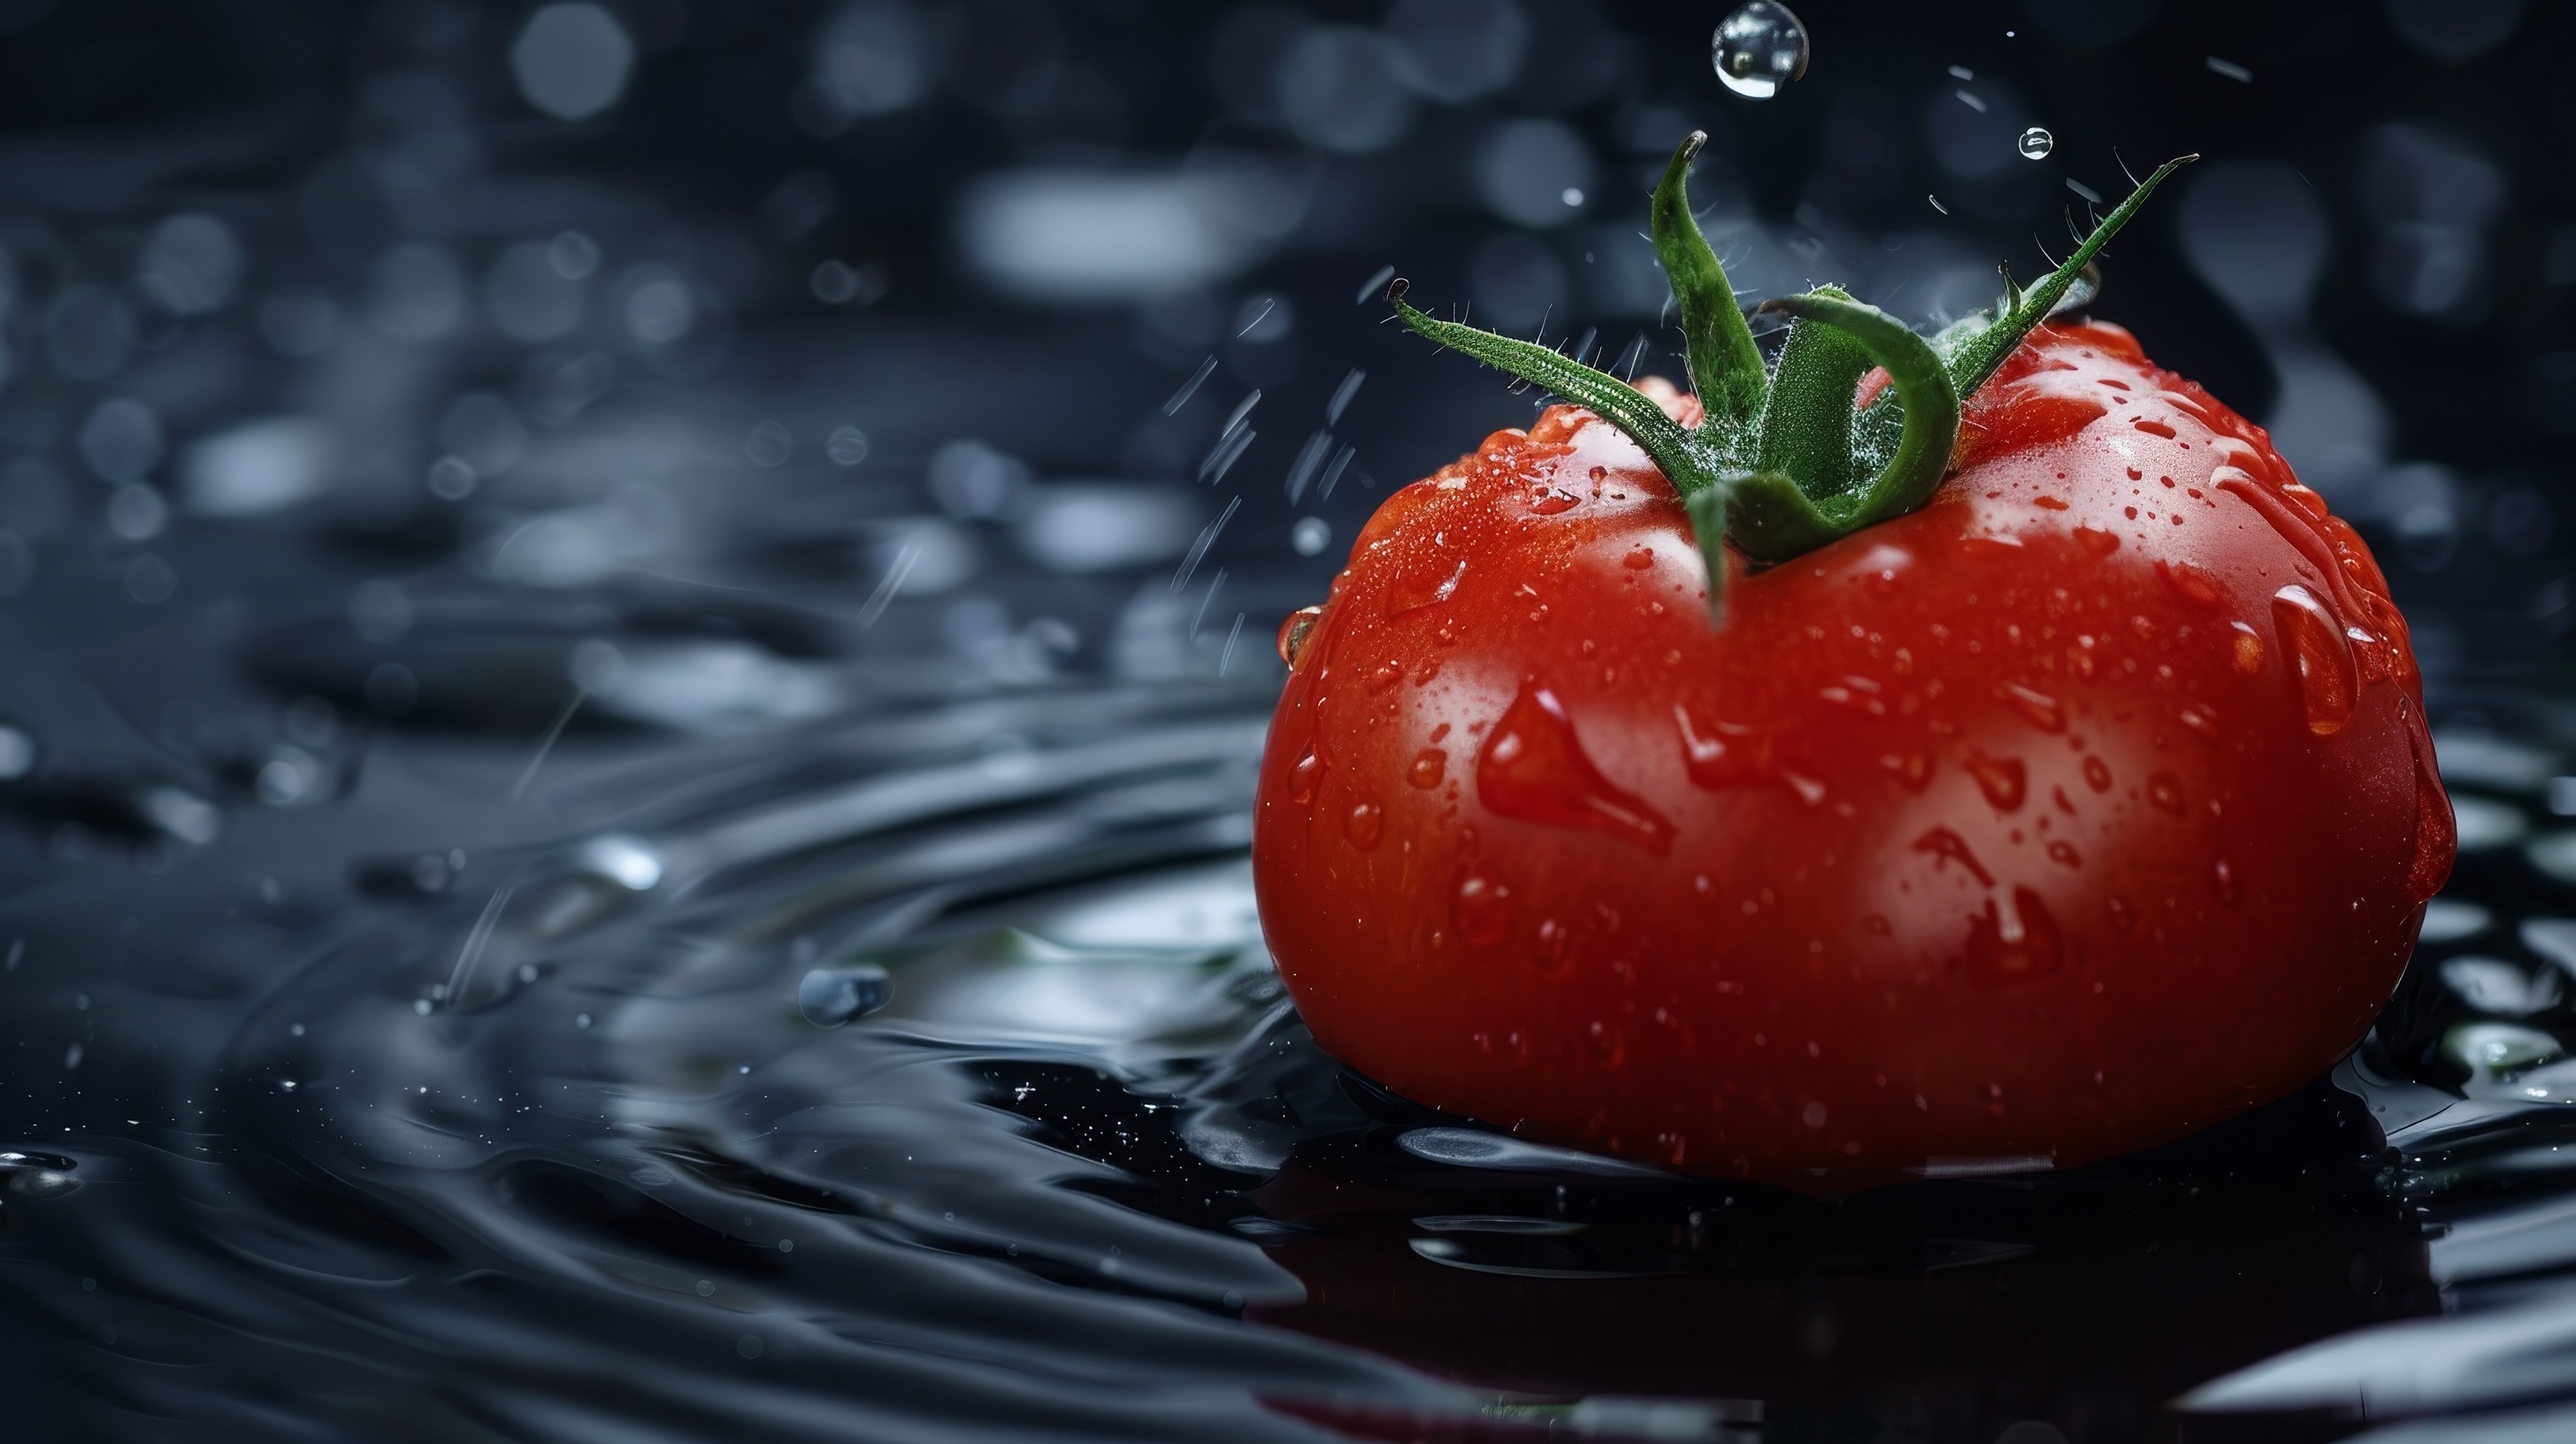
left=0, top=0, right=2565, bottom=850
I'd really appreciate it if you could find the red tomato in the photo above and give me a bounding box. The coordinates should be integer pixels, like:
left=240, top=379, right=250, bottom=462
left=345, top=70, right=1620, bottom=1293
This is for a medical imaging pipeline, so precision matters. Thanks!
left=1252, top=321, right=2453, bottom=1192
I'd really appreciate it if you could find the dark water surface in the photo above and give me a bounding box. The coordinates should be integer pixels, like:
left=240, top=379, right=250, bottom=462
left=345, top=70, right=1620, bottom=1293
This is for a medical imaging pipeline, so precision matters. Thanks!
left=12, top=576, right=2576, bottom=1442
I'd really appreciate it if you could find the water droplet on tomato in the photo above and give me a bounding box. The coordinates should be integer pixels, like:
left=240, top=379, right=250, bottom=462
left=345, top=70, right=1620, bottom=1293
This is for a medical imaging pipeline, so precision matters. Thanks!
left=1368, top=660, right=1404, bottom=692
left=1407, top=747, right=1447, bottom=788
left=1964, top=753, right=2028, bottom=811
left=2272, top=583, right=2358, bottom=736
left=1454, top=872, right=1513, bottom=948
left=1536, top=917, right=1573, bottom=968
left=2349, top=626, right=2391, bottom=684
left=1622, top=545, right=1656, bottom=570
left=1530, top=488, right=1582, bottom=516
left=1965, top=887, right=2064, bottom=987
left=1586, top=1019, right=1625, bottom=1065
left=2048, top=840, right=2081, bottom=867
left=1387, top=557, right=1468, bottom=618
left=2148, top=772, right=2185, bottom=815
left=2180, top=703, right=2220, bottom=742
left=1711, top=0, right=1809, bottom=100
left=2157, top=558, right=2227, bottom=609
left=1879, top=752, right=1931, bottom=792
left=2082, top=756, right=2112, bottom=793
left=2211, top=858, right=2238, bottom=905
left=1479, top=684, right=1676, bottom=854
left=1999, top=684, right=2065, bottom=733
left=1287, top=750, right=1323, bottom=803
left=1675, top=706, right=1764, bottom=788
left=1912, top=826, right=1996, bottom=887
left=1345, top=797, right=1384, bottom=850
left=2229, top=621, right=2266, bottom=675
left=1278, top=605, right=1322, bottom=665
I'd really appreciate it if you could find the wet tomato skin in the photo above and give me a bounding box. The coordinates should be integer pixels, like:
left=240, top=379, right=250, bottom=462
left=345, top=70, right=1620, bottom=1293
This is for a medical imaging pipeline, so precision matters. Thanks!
left=1252, top=321, right=2454, bottom=1193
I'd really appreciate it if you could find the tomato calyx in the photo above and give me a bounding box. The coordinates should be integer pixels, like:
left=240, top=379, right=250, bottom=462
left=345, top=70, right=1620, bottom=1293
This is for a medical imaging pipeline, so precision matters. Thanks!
left=1385, top=133, right=2196, bottom=617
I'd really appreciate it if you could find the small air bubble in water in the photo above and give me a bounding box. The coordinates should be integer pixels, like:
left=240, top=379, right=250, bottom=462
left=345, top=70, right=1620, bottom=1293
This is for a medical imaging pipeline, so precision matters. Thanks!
left=1711, top=2, right=1810, bottom=100
left=799, top=963, right=892, bottom=1026
left=2018, top=127, right=2054, bottom=160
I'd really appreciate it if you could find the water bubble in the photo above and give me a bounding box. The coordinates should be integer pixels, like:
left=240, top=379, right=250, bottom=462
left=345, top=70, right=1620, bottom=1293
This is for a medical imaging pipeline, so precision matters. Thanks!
left=2018, top=127, right=2054, bottom=160
left=744, top=419, right=793, bottom=467
left=427, top=457, right=477, bottom=501
left=825, top=426, right=871, bottom=466
left=798, top=963, right=892, bottom=1027
left=1291, top=517, right=1331, bottom=556
left=1711, top=1, right=1810, bottom=100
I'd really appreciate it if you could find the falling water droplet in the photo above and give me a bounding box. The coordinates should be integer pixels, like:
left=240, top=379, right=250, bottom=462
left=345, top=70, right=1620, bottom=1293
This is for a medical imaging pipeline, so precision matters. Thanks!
left=2272, top=584, right=2358, bottom=736
left=1710, top=1, right=1811, bottom=100
left=2017, top=127, right=2054, bottom=159
left=1479, top=684, right=1676, bottom=854
left=798, top=964, right=891, bottom=1027
left=1277, top=605, right=1322, bottom=665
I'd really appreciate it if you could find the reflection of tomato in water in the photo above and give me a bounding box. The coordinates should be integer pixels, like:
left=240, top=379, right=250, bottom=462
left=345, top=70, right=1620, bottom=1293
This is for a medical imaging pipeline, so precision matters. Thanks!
left=1250, top=138, right=2452, bottom=1194
left=1238, top=1105, right=2436, bottom=1440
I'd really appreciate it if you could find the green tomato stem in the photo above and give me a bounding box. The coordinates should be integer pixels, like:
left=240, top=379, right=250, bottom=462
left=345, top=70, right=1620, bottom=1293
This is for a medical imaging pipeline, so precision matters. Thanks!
left=1384, top=136, right=2195, bottom=621
left=1651, top=132, right=1768, bottom=433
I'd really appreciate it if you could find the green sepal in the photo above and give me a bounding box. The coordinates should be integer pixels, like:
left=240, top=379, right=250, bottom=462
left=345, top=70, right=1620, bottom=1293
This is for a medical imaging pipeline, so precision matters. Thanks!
left=1944, top=155, right=2196, bottom=398
left=1387, top=281, right=1715, bottom=495
left=1652, top=132, right=1767, bottom=432
left=1686, top=485, right=1736, bottom=621
left=1731, top=291, right=1958, bottom=562
left=1755, top=285, right=1874, bottom=503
